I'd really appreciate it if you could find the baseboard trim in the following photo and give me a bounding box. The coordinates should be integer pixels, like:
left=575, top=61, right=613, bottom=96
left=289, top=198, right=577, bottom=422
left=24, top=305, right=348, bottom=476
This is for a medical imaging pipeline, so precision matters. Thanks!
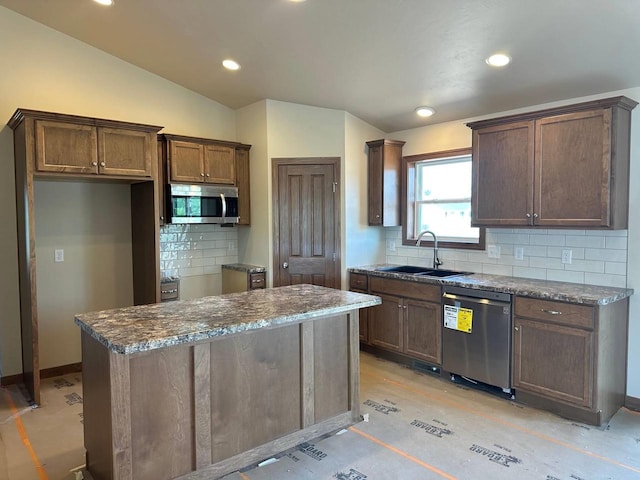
left=1, top=363, right=82, bottom=387
left=0, top=373, right=23, bottom=387
left=626, top=395, right=640, bottom=412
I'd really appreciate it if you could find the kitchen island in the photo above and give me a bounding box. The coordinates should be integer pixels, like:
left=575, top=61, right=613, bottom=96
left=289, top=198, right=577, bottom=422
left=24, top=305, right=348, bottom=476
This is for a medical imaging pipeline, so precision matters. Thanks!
left=75, top=284, right=380, bottom=480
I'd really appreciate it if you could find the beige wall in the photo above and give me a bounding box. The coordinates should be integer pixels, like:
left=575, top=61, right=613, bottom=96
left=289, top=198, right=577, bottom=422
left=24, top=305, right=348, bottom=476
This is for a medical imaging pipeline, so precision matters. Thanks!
left=343, top=113, right=385, bottom=286
left=236, top=100, right=269, bottom=279
left=34, top=181, right=133, bottom=369
left=0, top=6, right=237, bottom=376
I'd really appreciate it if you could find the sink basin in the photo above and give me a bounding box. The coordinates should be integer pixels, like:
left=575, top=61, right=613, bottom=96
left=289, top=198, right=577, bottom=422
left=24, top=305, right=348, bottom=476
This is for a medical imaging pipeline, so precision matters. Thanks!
left=415, top=269, right=470, bottom=278
left=375, top=265, right=431, bottom=274
left=375, top=265, right=470, bottom=278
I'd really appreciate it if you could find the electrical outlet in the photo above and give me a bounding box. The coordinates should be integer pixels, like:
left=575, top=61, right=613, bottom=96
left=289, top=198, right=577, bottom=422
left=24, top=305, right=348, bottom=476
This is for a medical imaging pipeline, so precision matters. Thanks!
left=515, top=247, right=524, bottom=261
left=228, top=242, right=236, bottom=252
left=487, top=244, right=501, bottom=259
left=562, top=249, right=572, bottom=264
left=388, top=240, right=396, bottom=252
left=54, top=249, right=64, bottom=263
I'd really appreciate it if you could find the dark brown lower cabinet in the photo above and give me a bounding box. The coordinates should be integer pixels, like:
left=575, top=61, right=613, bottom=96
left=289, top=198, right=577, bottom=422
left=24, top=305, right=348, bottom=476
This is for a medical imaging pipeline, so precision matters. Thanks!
left=513, top=296, right=628, bottom=426
left=349, top=273, right=370, bottom=344
left=369, top=277, right=442, bottom=365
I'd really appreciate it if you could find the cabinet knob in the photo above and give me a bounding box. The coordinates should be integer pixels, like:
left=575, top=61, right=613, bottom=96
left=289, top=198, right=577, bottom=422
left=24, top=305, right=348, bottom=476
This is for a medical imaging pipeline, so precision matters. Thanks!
left=201, top=173, right=205, bottom=177
left=376, top=214, right=380, bottom=218
left=160, top=216, right=164, bottom=221
left=92, top=161, right=98, bottom=166
left=533, top=213, right=539, bottom=218
left=526, top=213, right=531, bottom=218
left=100, top=162, right=106, bottom=167
left=397, top=304, right=402, bottom=308
left=514, top=326, right=519, bottom=331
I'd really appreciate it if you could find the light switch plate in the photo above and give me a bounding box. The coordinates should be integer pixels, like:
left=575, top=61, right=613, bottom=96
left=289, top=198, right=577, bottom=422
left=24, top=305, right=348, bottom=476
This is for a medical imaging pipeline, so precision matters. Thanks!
left=54, top=249, right=64, bottom=262
left=388, top=240, right=396, bottom=252
left=515, top=247, right=524, bottom=261
left=487, top=244, right=501, bottom=259
left=562, top=249, right=572, bottom=264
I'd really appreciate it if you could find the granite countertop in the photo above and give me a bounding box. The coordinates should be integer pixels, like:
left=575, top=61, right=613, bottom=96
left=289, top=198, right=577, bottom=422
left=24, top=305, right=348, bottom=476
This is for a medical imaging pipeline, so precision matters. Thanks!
left=75, top=284, right=380, bottom=355
left=349, top=265, right=633, bottom=306
left=222, top=263, right=266, bottom=274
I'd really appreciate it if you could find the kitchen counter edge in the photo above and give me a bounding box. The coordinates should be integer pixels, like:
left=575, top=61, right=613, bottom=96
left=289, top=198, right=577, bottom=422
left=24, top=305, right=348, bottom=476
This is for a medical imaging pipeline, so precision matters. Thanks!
left=75, top=284, right=380, bottom=355
left=348, top=265, right=632, bottom=305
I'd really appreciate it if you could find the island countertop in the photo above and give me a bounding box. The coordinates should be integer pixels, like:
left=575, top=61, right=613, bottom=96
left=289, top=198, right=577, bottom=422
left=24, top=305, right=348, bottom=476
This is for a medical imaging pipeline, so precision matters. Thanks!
left=75, top=284, right=380, bottom=355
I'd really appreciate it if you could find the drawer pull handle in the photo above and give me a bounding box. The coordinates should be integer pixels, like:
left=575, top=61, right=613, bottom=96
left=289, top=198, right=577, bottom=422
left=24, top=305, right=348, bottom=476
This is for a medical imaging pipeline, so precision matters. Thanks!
left=541, top=308, right=562, bottom=315
left=162, top=289, right=178, bottom=294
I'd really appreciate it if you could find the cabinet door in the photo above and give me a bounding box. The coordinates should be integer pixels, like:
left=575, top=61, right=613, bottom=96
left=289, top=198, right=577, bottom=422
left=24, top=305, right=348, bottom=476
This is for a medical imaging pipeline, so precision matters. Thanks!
left=204, top=144, right=235, bottom=184
left=534, top=109, right=611, bottom=227
left=403, top=299, right=442, bottom=365
left=169, top=140, right=204, bottom=182
left=235, top=147, right=251, bottom=225
left=471, top=121, right=534, bottom=226
left=367, top=143, right=384, bottom=225
left=513, top=317, right=594, bottom=407
left=98, top=128, right=153, bottom=177
left=369, top=293, right=403, bottom=352
left=351, top=288, right=370, bottom=344
left=35, top=120, right=98, bottom=174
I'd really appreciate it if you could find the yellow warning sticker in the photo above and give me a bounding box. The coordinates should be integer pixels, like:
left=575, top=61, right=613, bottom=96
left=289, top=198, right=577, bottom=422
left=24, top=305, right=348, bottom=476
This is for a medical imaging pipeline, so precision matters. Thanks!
left=444, top=305, right=473, bottom=333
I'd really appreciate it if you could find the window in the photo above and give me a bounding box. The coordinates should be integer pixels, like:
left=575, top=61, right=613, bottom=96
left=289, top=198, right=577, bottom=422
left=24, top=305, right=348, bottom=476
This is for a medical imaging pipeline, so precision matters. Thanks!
left=403, top=148, right=484, bottom=249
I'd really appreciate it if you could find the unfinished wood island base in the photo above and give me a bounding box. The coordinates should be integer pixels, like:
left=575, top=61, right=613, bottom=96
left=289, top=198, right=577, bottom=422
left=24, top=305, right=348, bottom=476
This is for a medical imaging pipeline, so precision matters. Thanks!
left=76, top=285, right=380, bottom=480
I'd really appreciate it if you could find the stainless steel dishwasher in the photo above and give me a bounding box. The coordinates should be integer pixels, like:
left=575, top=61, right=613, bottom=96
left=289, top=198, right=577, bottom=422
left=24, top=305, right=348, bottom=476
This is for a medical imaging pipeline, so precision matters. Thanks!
left=442, top=286, right=512, bottom=392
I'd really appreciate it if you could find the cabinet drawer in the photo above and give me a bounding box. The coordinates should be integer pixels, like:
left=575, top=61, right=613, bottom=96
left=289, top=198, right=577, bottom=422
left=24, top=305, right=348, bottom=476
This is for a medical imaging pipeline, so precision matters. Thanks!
left=370, top=276, right=440, bottom=303
left=515, top=297, right=594, bottom=329
left=160, top=281, right=179, bottom=302
left=349, top=273, right=368, bottom=291
left=249, top=273, right=266, bottom=290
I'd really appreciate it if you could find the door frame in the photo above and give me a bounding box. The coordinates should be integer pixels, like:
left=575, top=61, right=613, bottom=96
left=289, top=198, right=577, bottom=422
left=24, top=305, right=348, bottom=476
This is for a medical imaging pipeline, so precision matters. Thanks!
left=271, top=157, right=341, bottom=288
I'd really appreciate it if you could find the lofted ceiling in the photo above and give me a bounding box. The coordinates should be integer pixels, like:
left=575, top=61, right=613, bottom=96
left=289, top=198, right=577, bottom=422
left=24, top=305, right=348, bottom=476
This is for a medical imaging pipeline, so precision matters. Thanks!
left=1, top=0, right=640, bottom=132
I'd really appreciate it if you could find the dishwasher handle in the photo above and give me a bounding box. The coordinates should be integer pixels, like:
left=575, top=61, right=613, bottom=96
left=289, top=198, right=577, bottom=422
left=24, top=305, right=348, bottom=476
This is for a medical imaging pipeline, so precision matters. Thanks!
left=442, top=292, right=512, bottom=309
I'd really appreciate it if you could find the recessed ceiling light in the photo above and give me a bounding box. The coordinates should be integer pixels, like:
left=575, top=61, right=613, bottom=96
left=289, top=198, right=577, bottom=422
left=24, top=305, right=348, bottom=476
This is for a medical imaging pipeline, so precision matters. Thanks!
left=486, top=53, right=511, bottom=67
left=222, top=59, right=241, bottom=71
left=93, top=0, right=114, bottom=5
left=415, top=106, right=435, bottom=118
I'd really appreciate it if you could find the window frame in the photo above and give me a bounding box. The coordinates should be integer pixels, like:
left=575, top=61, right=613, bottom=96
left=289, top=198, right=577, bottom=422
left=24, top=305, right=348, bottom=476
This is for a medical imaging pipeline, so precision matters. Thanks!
left=402, top=148, right=485, bottom=250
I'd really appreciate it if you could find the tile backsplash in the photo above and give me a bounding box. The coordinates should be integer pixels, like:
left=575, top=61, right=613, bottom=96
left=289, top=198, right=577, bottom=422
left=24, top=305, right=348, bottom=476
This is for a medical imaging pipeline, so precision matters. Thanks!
left=385, top=227, right=628, bottom=288
left=159, top=224, right=238, bottom=278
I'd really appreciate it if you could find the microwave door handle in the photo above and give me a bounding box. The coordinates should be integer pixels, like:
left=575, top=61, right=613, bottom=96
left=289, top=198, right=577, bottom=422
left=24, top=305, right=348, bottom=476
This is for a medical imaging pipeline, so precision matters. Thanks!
left=220, top=193, right=227, bottom=221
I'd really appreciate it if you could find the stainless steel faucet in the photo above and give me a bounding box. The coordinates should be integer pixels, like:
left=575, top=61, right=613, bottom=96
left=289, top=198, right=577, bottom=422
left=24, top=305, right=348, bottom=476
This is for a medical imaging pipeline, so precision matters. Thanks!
left=415, top=230, right=443, bottom=270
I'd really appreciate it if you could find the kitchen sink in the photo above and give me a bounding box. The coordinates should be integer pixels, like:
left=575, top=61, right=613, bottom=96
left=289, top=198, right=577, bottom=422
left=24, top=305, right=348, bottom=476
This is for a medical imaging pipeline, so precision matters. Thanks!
left=415, top=269, right=470, bottom=278
left=375, top=265, right=470, bottom=278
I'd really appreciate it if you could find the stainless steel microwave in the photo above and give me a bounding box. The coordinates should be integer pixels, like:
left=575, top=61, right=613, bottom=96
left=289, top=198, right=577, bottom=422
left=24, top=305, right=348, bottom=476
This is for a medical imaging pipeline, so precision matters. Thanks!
left=167, top=184, right=239, bottom=224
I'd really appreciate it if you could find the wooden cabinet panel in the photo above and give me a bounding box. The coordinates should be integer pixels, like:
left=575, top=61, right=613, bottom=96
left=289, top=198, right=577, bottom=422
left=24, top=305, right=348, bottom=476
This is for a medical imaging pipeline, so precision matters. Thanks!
left=535, top=109, right=610, bottom=227
left=98, top=127, right=153, bottom=177
left=368, top=276, right=441, bottom=364
left=235, top=145, right=251, bottom=225
left=370, top=276, right=440, bottom=302
left=366, top=139, right=405, bottom=226
left=515, top=297, right=594, bottom=329
left=35, top=120, right=98, bottom=174
left=404, top=298, right=442, bottom=364
left=513, top=317, right=593, bottom=407
left=169, top=140, right=205, bottom=183
left=369, top=293, right=403, bottom=352
left=471, top=121, right=534, bottom=226
left=468, top=96, right=637, bottom=229
left=249, top=273, right=266, bottom=290
left=204, top=144, right=235, bottom=184
left=349, top=273, right=368, bottom=291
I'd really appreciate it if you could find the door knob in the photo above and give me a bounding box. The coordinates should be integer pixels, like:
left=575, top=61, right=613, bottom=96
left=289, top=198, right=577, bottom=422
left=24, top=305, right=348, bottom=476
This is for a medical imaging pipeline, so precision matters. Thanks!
left=283, top=262, right=289, bottom=269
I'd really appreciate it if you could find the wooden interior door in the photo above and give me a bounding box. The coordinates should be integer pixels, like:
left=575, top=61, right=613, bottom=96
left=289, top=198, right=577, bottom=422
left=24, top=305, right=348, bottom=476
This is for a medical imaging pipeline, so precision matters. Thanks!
left=273, top=158, right=340, bottom=288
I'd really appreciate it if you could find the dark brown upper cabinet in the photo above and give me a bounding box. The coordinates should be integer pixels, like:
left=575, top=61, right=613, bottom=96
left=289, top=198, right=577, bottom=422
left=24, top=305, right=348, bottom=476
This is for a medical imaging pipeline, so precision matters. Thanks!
left=158, top=134, right=251, bottom=225
left=11, top=110, right=161, bottom=179
left=366, top=139, right=405, bottom=226
left=163, top=134, right=236, bottom=185
left=468, top=96, right=637, bottom=229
